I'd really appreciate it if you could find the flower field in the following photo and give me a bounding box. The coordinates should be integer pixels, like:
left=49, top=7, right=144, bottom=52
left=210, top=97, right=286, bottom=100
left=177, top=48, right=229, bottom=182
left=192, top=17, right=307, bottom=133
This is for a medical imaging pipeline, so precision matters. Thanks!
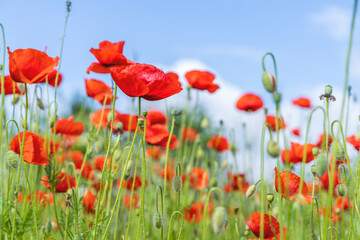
left=1, top=1, right=360, bottom=240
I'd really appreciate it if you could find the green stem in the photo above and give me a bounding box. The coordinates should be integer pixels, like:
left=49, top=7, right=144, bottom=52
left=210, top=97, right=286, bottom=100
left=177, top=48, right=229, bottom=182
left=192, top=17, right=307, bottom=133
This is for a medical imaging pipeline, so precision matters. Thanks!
left=167, top=211, right=184, bottom=240
left=202, top=187, right=224, bottom=240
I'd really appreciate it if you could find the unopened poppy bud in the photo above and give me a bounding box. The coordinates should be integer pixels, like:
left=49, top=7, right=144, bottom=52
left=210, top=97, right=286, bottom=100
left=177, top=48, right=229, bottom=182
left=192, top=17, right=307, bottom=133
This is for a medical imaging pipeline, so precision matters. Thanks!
left=36, top=98, right=45, bottom=110
left=311, top=165, right=316, bottom=175
left=107, top=112, right=113, bottom=123
left=264, top=108, right=268, bottom=115
left=116, top=122, right=123, bottom=131
left=230, top=142, right=237, bottom=155
left=138, top=118, right=145, bottom=129
left=94, top=141, right=102, bottom=153
left=336, top=184, right=347, bottom=197
left=113, top=149, right=121, bottom=161
left=332, top=140, right=345, bottom=161
left=325, top=85, right=333, bottom=95
left=136, top=209, right=141, bottom=216
left=7, top=151, right=19, bottom=169
left=212, top=206, right=227, bottom=234
left=201, top=117, right=209, bottom=129
left=210, top=178, right=218, bottom=187
left=172, top=176, right=182, bottom=193
left=65, top=193, right=72, bottom=200
left=21, top=119, right=26, bottom=128
left=50, top=114, right=57, bottom=128
left=32, top=123, right=39, bottom=133
left=244, top=230, right=250, bottom=236
left=0, top=64, right=3, bottom=71
left=267, top=140, right=280, bottom=158
left=312, top=147, right=319, bottom=156
left=142, top=111, right=148, bottom=118
left=234, top=206, right=240, bottom=215
left=316, top=154, right=328, bottom=176
left=273, top=92, right=281, bottom=104
left=246, top=185, right=256, bottom=198
left=125, top=160, right=134, bottom=179
left=152, top=212, right=163, bottom=229
left=196, top=147, right=204, bottom=159
left=12, top=94, right=20, bottom=105
left=66, top=1, right=72, bottom=12
left=267, top=193, right=274, bottom=203
left=221, top=160, right=227, bottom=169
left=262, top=72, right=276, bottom=93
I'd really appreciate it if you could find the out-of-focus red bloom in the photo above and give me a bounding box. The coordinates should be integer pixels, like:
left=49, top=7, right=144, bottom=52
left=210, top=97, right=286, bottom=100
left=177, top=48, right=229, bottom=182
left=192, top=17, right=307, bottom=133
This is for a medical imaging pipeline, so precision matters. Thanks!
left=319, top=167, right=340, bottom=192
left=124, top=194, right=140, bottom=209
left=10, top=131, right=48, bottom=166
left=8, top=47, right=59, bottom=84
left=334, top=197, right=351, bottom=212
left=87, top=40, right=132, bottom=74
left=160, top=167, right=175, bottom=181
left=146, top=110, right=167, bottom=126
left=94, top=156, right=111, bottom=171
left=184, top=202, right=213, bottom=223
left=41, top=172, right=76, bottom=193
left=121, top=175, right=145, bottom=190
left=110, top=63, right=182, bottom=101
left=207, top=135, right=229, bottom=152
left=37, top=70, right=63, bottom=87
left=292, top=128, right=300, bottom=137
left=316, top=133, right=333, bottom=149
left=90, top=109, right=137, bottom=132
left=281, top=142, right=316, bottom=164
left=1, top=76, right=23, bottom=95
left=185, top=70, right=219, bottom=93
left=146, top=146, right=164, bottom=160
left=246, top=212, right=280, bottom=239
left=159, top=135, right=179, bottom=149
left=266, top=115, right=286, bottom=131
left=85, top=79, right=115, bottom=105
left=18, top=191, right=53, bottom=207
left=346, top=134, right=360, bottom=151
left=68, top=151, right=84, bottom=167
left=183, top=127, right=199, bottom=142
left=292, top=97, right=312, bottom=108
left=274, top=167, right=313, bottom=205
left=224, top=184, right=232, bottom=193
left=236, top=93, right=263, bottom=112
left=53, top=116, right=84, bottom=136
left=146, top=124, right=179, bottom=149
left=190, top=168, right=209, bottom=190
left=83, top=190, right=97, bottom=214
left=227, top=172, right=250, bottom=193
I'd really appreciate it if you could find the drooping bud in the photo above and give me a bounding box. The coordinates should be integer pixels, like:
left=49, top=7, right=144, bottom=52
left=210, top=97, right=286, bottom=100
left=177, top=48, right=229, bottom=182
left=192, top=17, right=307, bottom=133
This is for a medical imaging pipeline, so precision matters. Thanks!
left=32, top=123, right=39, bottom=133
left=229, top=142, right=237, bottom=155
left=113, top=149, right=121, bottom=161
left=50, top=114, right=57, bottom=128
left=116, top=122, right=123, bottom=132
left=46, top=221, right=52, bottom=234
left=336, top=184, right=347, bottom=197
left=325, top=85, right=333, bottom=95
left=273, top=92, right=281, bottom=104
left=21, top=119, right=26, bottom=128
left=201, top=117, right=210, bottom=129
left=267, top=140, right=280, bottom=158
left=267, top=193, right=274, bottom=203
left=12, top=94, right=20, bottom=105
left=261, top=72, right=276, bottom=93
left=37, top=98, right=45, bottom=110
left=332, top=140, right=345, bottom=161
left=7, top=151, right=19, bottom=169
left=153, top=212, right=163, bottom=229
left=107, top=111, right=113, bottom=123
left=312, top=147, right=319, bottom=156
left=210, top=178, right=218, bottom=187
left=246, top=185, right=256, bottom=198
left=316, top=154, right=328, bottom=176
left=172, top=176, right=182, bottom=193
left=212, top=206, right=227, bottom=234
left=196, top=147, right=204, bottom=159
left=221, top=160, right=228, bottom=169
left=124, top=160, right=134, bottom=179
left=311, top=165, right=316, bottom=175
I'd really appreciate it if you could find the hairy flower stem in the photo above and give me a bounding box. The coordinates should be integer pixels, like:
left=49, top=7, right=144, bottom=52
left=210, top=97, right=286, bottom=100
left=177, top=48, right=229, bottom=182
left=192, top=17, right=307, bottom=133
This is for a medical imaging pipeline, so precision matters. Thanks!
left=0, top=24, right=6, bottom=197
left=202, top=187, right=224, bottom=240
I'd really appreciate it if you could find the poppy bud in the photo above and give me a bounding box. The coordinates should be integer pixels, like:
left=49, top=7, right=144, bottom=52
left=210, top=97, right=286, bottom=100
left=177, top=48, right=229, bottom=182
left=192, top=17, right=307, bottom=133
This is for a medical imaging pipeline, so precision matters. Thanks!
left=221, top=160, right=227, bottom=169
left=7, top=151, right=19, bottom=169
left=230, top=142, right=237, bottom=155
left=107, top=112, right=113, bottom=123
left=32, top=123, right=39, bottom=133
left=0, top=64, right=2, bottom=71
left=142, top=111, right=148, bottom=118
left=312, top=147, right=319, bottom=156
left=125, top=160, right=134, bottom=179
left=116, top=122, right=123, bottom=132
left=136, top=209, right=141, bottom=216
left=21, top=119, right=26, bottom=128
left=201, top=117, right=210, bottom=129
left=153, top=212, right=163, bottom=229
left=316, top=154, right=328, bottom=176
left=244, top=230, right=250, bottom=237
left=267, top=193, right=274, bottom=203
left=46, top=221, right=52, bottom=234
left=50, top=114, right=57, bottom=128
left=262, top=72, right=276, bottom=93
left=325, top=85, right=333, bottom=95
left=66, top=1, right=72, bottom=12
left=267, top=140, right=280, bottom=158
left=138, top=118, right=145, bottom=129
left=172, top=176, right=182, bottom=193
left=12, top=94, right=20, bottom=105
left=273, top=92, right=281, bottom=104
left=332, top=140, right=345, bottom=161
left=113, top=149, right=121, bottom=161
left=36, top=98, right=45, bottom=110
left=210, top=178, right=218, bottom=187
left=234, top=206, right=240, bottom=215
left=196, top=147, right=204, bottom=159
left=246, top=185, right=256, bottom=198
left=212, top=206, right=227, bottom=234
left=336, top=184, right=347, bottom=197
left=311, top=165, right=316, bottom=175
left=94, top=141, right=102, bottom=153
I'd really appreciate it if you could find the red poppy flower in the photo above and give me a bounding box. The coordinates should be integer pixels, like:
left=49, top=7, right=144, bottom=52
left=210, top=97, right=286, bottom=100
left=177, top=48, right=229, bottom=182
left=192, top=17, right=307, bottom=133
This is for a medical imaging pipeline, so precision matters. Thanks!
left=94, top=156, right=111, bottom=171
left=110, top=63, right=182, bottom=101
left=334, top=197, right=351, bottom=212
left=10, top=131, right=48, bottom=166
left=159, top=134, right=179, bottom=149
left=246, top=212, right=280, bottom=239
left=185, top=70, right=219, bottom=93
left=146, top=110, right=167, bottom=126
left=124, top=194, right=140, bottom=209
left=18, top=191, right=53, bottom=207
left=265, top=115, right=286, bottom=131
left=53, top=116, right=84, bottom=136
left=292, top=97, right=312, bottom=108
left=282, top=142, right=316, bottom=164
left=81, top=163, right=95, bottom=180
left=190, top=168, right=209, bottom=190
left=292, top=128, right=300, bottom=137
left=145, top=124, right=179, bottom=149
left=316, top=133, right=333, bottom=149
left=87, top=40, right=132, bottom=74
left=274, top=167, right=313, bottom=205
left=37, top=70, right=63, bottom=87
left=115, top=113, right=138, bottom=132
left=346, top=134, right=360, bottom=151
left=68, top=151, right=84, bottom=167
left=1, top=76, right=23, bottom=95
left=183, top=127, right=199, bottom=142
left=83, top=190, right=97, bottom=214
left=318, top=168, right=340, bottom=192
left=85, top=79, right=115, bottom=105
left=236, top=93, right=263, bottom=112
left=227, top=172, right=250, bottom=193
left=207, top=135, right=229, bottom=152
left=160, top=167, right=175, bottom=181
left=8, top=47, right=59, bottom=84
left=146, top=146, right=164, bottom=160
left=121, top=175, right=145, bottom=191
left=184, top=202, right=213, bottom=223
left=41, top=172, right=76, bottom=193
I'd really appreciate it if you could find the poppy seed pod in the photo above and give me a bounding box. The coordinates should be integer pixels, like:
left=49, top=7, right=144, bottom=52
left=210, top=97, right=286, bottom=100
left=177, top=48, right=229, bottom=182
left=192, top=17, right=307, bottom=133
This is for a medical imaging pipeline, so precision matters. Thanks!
left=312, top=147, right=319, bottom=156
left=246, top=185, right=256, bottom=198
left=336, top=184, right=347, bottom=197
left=266, top=193, right=274, bottom=203
left=36, top=98, right=45, bottom=110
left=273, top=92, right=281, bottom=104
left=316, top=154, right=328, bottom=176
left=7, top=151, right=19, bottom=169
left=212, top=206, right=227, bottom=234
left=325, top=85, right=333, bottom=95
left=172, top=175, right=182, bottom=193
left=153, top=212, right=163, bottom=229
left=267, top=140, right=280, bottom=158
left=332, top=140, right=345, bottom=161
left=262, top=72, right=276, bottom=93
